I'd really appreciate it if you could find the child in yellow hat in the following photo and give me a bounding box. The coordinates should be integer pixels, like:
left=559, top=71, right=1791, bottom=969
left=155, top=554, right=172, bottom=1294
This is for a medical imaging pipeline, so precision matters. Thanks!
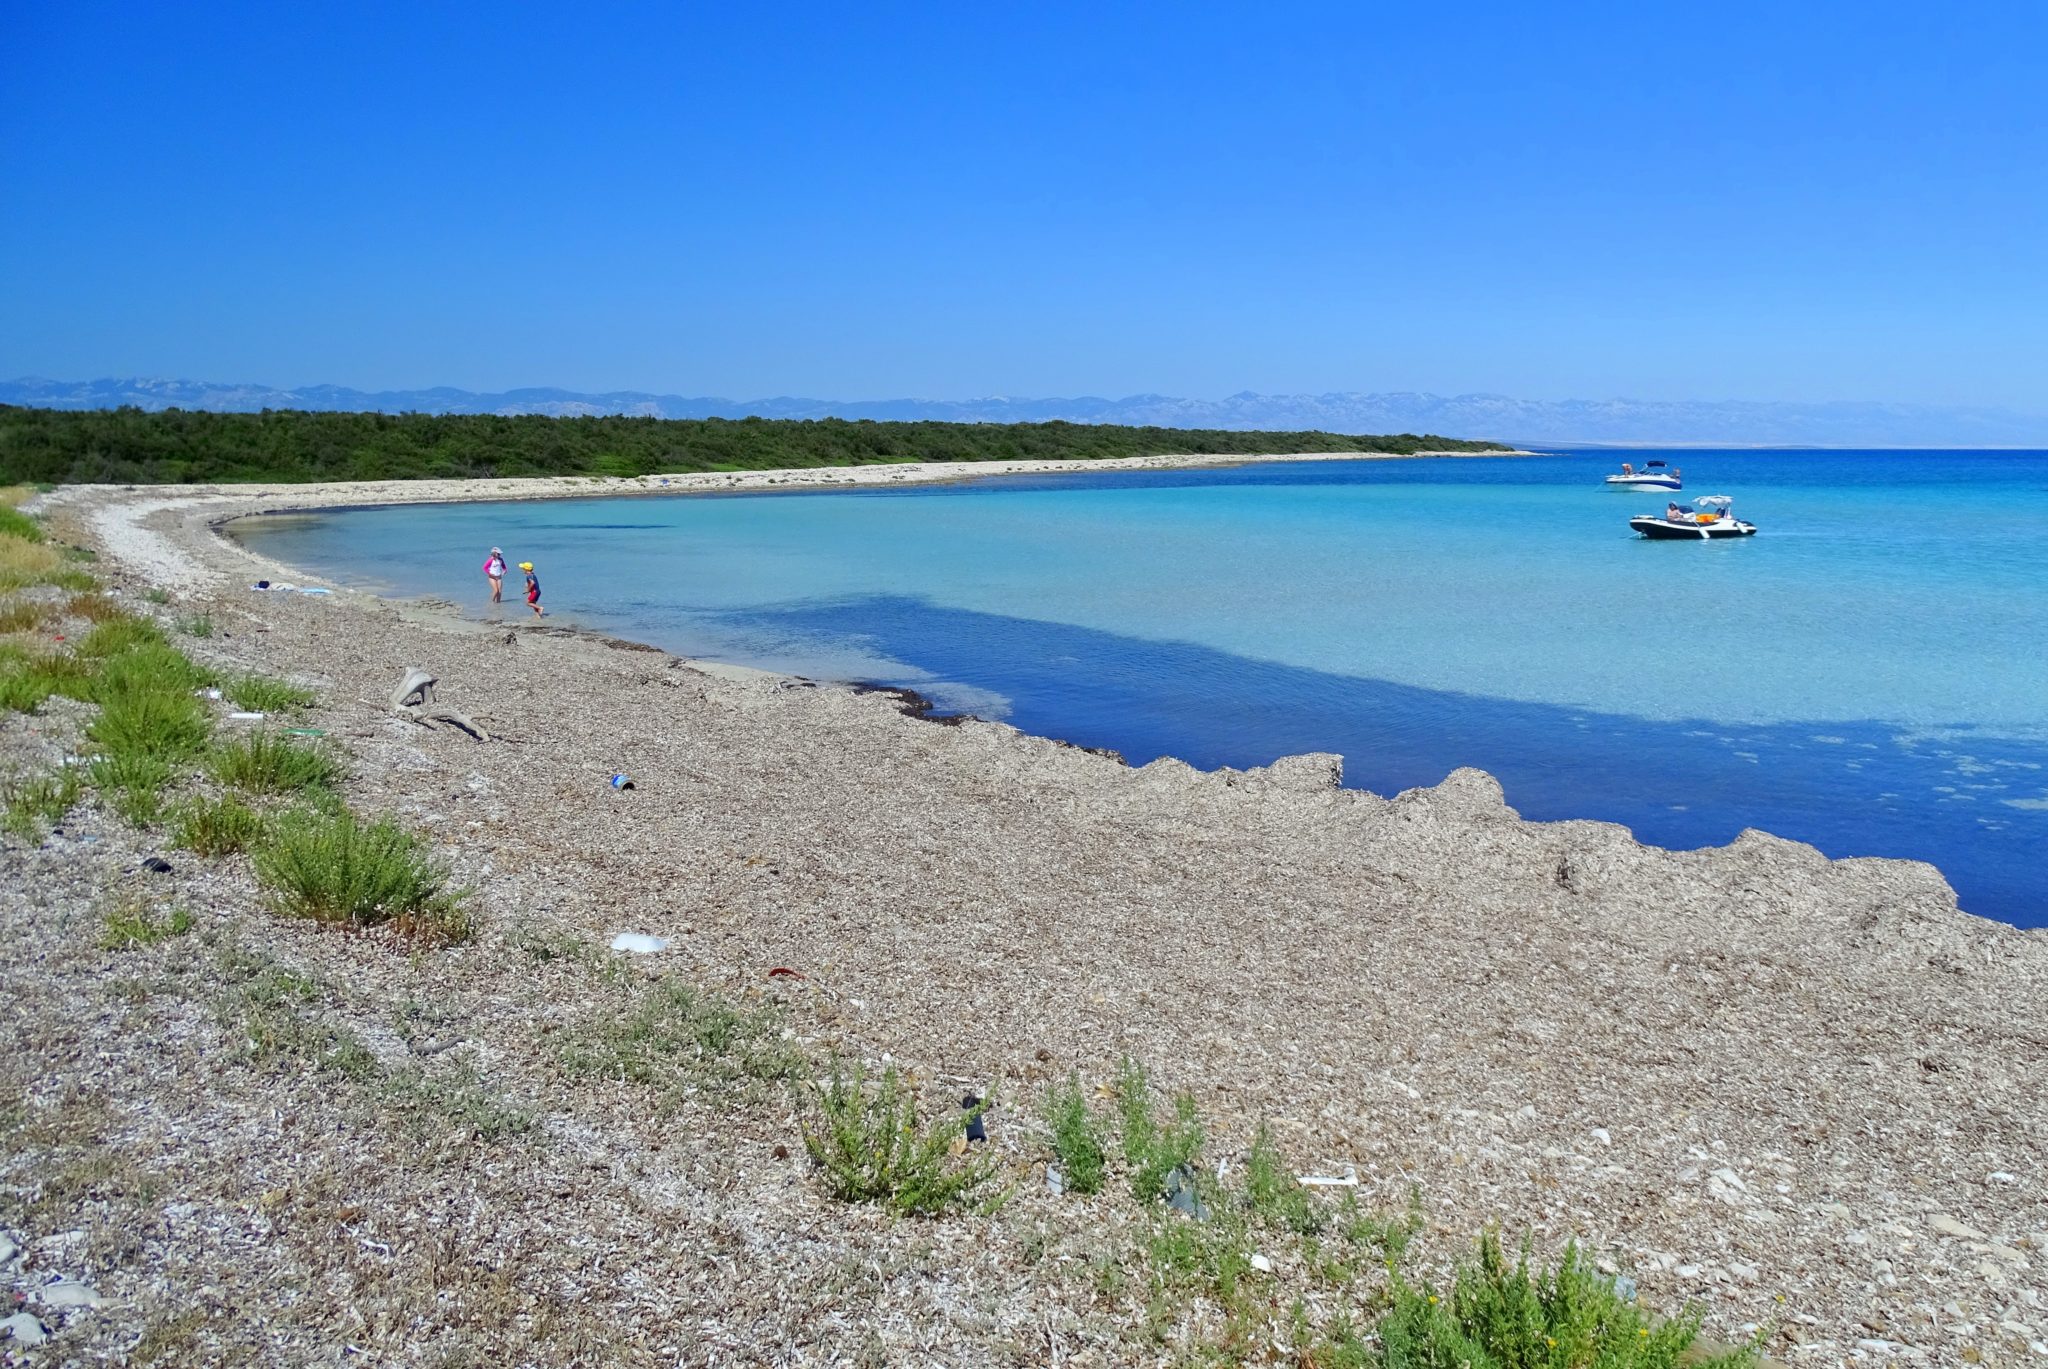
left=519, top=562, right=544, bottom=617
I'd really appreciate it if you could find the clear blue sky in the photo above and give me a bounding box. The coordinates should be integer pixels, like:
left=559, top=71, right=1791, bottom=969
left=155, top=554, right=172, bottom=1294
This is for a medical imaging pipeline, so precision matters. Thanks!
left=3, top=1, right=2044, bottom=406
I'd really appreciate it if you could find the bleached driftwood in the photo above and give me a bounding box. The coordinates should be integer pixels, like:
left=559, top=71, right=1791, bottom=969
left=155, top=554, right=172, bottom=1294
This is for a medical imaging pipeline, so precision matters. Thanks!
left=388, top=667, right=489, bottom=741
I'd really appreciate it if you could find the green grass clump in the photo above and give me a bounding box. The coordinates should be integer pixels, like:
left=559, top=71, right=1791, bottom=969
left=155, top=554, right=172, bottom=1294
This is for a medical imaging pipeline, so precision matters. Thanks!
left=100, top=901, right=195, bottom=949
left=0, top=599, right=54, bottom=633
left=253, top=807, right=471, bottom=941
left=1117, top=1056, right=1204, bottom=1203
left=177, top=614, right=213, bottom=638
left=170, top=793, right=265, bottom=855
left=225, top=673, right=315, bottom=712
left=800, top=1064, right=1002, bottom=1217
left=87, top=753, right=175, bottom=825
left=1378, top=1233, right=1758, bottom=1369
left=557, top=980, right=800, bottom=1103
left=1043, top=1073, right=1107, bottom=1194
left=213, top=951, right=380, bottom=1078
left=0, top=507, right=45, bottom=542
left=0, top=650, right=94, bottom=713
left=143, top=587, right=171, bottom=605
left=91, top=642, right=215, bottom=699
left=65, top=592, right=130, bottom=622
left=88, top=688, right=212, bottom=761
left=75, top=614, right=168, bottom=658
left=2, top=768, right=82, bottom=841
left=208, top=731, right=342, bottom=795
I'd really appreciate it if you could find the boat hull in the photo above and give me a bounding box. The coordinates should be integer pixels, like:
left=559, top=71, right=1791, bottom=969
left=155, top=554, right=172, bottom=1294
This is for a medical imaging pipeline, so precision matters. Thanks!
left=1605, top=476, right=1682, bottom=491
left=1630, top=517, right=1756, bottom=539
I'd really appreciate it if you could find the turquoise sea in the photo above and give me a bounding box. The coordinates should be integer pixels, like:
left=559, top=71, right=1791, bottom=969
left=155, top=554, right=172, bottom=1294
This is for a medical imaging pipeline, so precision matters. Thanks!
left=232, top=451, right=2048, bottom=927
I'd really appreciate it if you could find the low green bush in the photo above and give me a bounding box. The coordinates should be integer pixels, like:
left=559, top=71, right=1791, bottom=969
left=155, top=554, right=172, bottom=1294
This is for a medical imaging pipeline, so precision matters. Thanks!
left=800, top=1064, right=1002, bottom=1217
left=1378, top=1233, right=1759, bottom=1369
left=171, top=793, right=265, bottom=855
left=1043, top=1073, right=1107, bottom=1194
left=208, top=731, right=342, bottom=795
left=0, top=507, right=45, bottom=542
left=178, top=614, right=214, bottom=638
left=89, top=688, right=212, bottom=761
left=1116, top=1056, right=1204, bottom=1203
left=254, top=807, right=471, bottom=941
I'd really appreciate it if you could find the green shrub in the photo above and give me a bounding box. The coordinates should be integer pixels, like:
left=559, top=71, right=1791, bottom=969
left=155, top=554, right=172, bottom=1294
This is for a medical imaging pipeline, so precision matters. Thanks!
left=171, top=793, right=265, bottom=855
left=800, top=1064, right=1002, bottom=1216
left=1117, top=1057, right=1204, bottom=1203
left=177, top=614, right=213, bottom=638
left=225, top=673, right=315, bottom=712
left=254, top=808, right=471, bottom=941
left=100, top=901, right=195, bottom=949
left=208, top=731, right=342, bottom=795
left=143, top=587, right=171, bottom=605
left=1043, top=1073, right=1107, bottom=1194
left=2, top=768, right=82, bottom=841
left=1378, top=1233, right=1758, bottom=1369
left=89, top=688, right=212, bottom=760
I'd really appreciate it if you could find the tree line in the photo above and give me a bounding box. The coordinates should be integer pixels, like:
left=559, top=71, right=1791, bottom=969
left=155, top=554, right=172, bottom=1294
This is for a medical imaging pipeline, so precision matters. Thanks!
left=0, top=404, right=1509, bottom=486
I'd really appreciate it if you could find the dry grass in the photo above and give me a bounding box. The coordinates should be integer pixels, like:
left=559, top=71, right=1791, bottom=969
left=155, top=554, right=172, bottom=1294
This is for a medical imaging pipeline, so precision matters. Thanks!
left=0, top=532, right=70, bottom=589
left=0, top=598, right=56, bottom=633
left=66, top=591, right=132, bottom=622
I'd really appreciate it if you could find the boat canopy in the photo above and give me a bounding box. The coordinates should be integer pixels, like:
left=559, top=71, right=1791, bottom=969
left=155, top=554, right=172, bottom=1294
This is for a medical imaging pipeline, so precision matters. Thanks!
left=1694, top=495, right=1733, bottom=511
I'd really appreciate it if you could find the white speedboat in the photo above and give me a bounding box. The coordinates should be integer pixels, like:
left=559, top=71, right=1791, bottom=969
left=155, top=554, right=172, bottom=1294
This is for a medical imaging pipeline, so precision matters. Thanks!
left=1604, top=459, right=1681, bottom=491
left=1630, top=494, right=1756, bottom=540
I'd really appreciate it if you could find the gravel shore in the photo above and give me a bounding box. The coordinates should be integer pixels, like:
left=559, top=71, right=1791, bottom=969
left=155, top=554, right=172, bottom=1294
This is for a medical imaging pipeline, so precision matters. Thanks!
left=4, top=461, right=2045, bottom=1366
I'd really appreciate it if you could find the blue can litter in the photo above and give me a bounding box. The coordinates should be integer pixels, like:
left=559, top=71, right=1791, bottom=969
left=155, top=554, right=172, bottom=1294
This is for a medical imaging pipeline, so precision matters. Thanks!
left=609, top=773, right=634, bottom=790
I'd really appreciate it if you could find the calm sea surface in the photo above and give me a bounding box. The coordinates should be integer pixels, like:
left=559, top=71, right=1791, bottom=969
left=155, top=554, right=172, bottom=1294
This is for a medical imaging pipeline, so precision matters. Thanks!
left=232, top=450, right=2048, bottom=926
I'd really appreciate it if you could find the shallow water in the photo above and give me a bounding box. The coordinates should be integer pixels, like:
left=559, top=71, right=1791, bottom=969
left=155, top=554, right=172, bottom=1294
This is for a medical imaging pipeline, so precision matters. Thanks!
left=232, top=450, right=2048, bottom=926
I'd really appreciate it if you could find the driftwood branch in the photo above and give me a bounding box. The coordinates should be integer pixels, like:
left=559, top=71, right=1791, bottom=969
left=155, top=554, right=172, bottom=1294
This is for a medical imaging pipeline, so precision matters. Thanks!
left=388, top=668, right=489, bottom=740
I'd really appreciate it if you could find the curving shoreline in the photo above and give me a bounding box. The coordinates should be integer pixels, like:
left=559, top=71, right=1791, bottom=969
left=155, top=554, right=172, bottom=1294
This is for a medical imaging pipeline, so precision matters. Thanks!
left=16, top=460, right=2048, bottom=1363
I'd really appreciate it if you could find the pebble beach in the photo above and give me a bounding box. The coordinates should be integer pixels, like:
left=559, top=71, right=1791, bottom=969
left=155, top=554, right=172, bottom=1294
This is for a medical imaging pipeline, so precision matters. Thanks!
left=4, top=458, right=2046, bottom=1366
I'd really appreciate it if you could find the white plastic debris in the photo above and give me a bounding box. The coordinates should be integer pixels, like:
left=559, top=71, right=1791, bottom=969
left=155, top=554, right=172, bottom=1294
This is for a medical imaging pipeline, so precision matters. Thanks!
left=196, top=687, right=223, bottom=700
left=1, top=1313, right=48, bottom=1346
left=1297, top=1164, right=1360, bottom=1187
left=1249, top=1254, right=1274, bottom=1274
left=608, top=932, right=670, bottom=954
left=228, top=711, right=266, bottom=721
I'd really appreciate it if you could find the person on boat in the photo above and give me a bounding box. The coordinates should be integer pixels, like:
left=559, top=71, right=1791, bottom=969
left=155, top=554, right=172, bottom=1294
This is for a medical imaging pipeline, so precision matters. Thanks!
left=1665, top=502, right=1685, bottom=522
left=1621, top=463, right=1634, bottom=476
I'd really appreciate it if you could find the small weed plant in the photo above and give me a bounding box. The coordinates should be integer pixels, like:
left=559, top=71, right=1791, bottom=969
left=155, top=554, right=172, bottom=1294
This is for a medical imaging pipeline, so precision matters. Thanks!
left=1043, top=1073, right=1107, bottom=1194
left=800, top=1064, right=1002, bottom=1217
left=254, top=807, right=472, bottom=941
left=177, top=614, right=214, bottom=638
left=208, top=730, right=342, bottom=795
left=65, top=592, right=129, bottom=622
left=2, top=768, right=82, bottom=841
left=1378, top=1232, right=1759, bottom=1369
left=92, top=642, right=215, bottom=698
left=1245, top=1122, right=1321, bottom=1234
left=214, top=954, right=380, bottom=1078
left=225, top=673, right=315, bottom=712
left=171, top=793, right=265, bottom=855
left=0, top=599, right=54, bottom=633
left=0, top=507, right=45, bottom=542
left=75, top=614, right=167, bottom=658
left=557, top=979, right=800, bottom=1102
left=100, top=900, right=196, bottom=949
left=1117, top=1056, right=1204, bottom=1203
left=0, top=649, right=94, bottom=713
left=143, top=587, right=171, bottom=605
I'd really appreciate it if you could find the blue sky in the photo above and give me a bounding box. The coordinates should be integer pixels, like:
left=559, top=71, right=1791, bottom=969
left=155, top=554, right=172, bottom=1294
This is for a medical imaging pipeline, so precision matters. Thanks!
left=3, top=1, right=2044, bottom=406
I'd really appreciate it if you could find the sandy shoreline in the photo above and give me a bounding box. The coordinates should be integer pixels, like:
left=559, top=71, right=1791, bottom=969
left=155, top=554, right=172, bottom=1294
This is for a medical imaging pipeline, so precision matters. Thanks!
left=5, top=460, right=2047, bottom=1364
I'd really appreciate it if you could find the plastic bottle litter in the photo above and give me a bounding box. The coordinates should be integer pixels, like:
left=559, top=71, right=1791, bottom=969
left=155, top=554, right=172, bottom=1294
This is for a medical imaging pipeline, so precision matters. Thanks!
left=284, top=727, right=325, bottom=737
left=608, top=932, right=669, bottom=954
left=1297, top=1165, right=1361, bottom=1188
left=228, top=711, right=266, bottom=721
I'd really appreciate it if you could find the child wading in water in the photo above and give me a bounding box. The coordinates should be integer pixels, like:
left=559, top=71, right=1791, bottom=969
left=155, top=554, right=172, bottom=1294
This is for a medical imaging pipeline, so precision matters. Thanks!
left=519, top=561, right=544, bottom=617
left=483, top=547, right=506, bottom=602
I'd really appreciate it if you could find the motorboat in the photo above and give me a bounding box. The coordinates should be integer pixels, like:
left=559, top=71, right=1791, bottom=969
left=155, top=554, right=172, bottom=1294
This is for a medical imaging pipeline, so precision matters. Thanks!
left=1604, top=459, right=1682, bottom=491
left=1630, top=494, right=1756, bottom=540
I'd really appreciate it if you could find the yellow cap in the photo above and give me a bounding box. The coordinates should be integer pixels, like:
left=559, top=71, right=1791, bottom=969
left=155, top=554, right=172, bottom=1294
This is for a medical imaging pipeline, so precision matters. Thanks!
left=518, top=561, right=534, bottom=570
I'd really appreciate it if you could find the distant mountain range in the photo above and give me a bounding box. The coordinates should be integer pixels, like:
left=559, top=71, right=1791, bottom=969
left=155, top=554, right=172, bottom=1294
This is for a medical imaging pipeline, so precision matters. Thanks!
left=6, top=375, right=2045, bottom=447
